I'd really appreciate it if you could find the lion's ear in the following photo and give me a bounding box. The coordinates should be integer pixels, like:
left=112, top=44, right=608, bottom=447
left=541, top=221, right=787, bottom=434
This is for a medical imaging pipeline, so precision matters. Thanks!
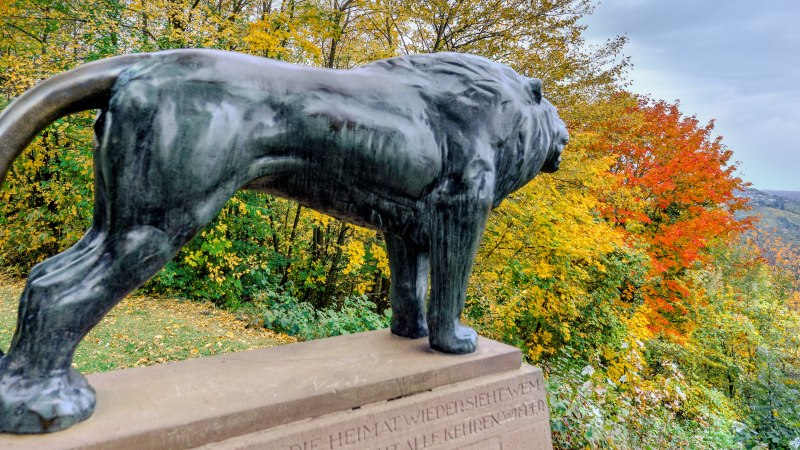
left=529, top=78, right=542, bottom=104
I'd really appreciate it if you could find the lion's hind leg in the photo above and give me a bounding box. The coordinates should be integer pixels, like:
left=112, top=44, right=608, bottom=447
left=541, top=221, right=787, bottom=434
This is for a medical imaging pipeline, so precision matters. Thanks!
left=25, top=112, right=110, bottom=285
left=385, top=233, right=429, bottom=339
left=0, top=108, right=241, bottom=432
left=0, top=222, right=180, bottom=433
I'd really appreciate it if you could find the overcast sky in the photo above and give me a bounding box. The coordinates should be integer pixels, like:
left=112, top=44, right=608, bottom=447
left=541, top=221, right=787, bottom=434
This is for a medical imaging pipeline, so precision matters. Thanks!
left=580, top=0, right=800, bottom=191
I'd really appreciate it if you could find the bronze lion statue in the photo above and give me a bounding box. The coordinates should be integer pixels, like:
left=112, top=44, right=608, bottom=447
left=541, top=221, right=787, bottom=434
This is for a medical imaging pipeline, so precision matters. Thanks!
left=0, top=49, right=568, bottom=433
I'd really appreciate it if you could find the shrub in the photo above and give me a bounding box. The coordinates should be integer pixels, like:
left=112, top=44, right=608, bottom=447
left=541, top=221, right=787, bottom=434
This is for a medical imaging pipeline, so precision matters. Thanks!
left=259, top=291, right=390, bottom=341
left=546, top=357, right=741, bottom=449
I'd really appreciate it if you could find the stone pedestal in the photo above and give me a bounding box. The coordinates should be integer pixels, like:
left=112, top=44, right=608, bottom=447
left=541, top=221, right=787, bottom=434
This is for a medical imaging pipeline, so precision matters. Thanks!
left=0, top=329, right=552, bottom=449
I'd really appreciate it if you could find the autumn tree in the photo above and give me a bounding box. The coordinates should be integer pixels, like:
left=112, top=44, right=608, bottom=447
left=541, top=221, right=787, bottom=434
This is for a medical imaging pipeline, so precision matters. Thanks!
left=0, top=0, right=121, bottom=271
left=585, top=93, right=751, bottom=338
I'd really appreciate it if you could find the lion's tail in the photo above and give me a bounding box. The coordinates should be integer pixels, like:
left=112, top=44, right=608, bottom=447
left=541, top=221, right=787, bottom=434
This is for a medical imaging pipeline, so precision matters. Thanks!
left=0, top=53, right=153, bottom=186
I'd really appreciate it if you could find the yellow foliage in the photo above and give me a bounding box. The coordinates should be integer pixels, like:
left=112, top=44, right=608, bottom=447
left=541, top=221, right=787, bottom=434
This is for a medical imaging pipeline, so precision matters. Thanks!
left=605, top=304, right=651, bottom=386
left=469, top=128, right=631, bottom=359
left=244, top=5, right=328, bottom=64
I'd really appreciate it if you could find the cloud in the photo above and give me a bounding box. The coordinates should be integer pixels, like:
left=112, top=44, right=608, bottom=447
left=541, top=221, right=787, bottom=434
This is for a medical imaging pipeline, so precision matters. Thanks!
left=582, top=0, right=800, bottom=190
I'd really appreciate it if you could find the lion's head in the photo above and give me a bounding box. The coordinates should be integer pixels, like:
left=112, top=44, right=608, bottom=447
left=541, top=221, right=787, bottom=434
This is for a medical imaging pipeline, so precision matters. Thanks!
left=517, top=77, right=568, bottom=178
left=418, top=56, right=569, bottom=205
left=526, top=79, right=569, bottom=174
left=362, top=52, right=568, bottom=207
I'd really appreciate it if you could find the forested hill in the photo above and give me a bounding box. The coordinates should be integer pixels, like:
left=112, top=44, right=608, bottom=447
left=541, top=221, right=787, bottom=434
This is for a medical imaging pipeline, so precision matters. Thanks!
left=738, top=189, right=800, bottom=245
left=763, top=190, right=800, bottom=202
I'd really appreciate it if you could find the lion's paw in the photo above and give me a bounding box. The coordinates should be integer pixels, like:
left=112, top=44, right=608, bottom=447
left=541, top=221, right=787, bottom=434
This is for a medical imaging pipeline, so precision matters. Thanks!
left=391, top=316, right=429, bottom=339
left=0, top=364, right=96, bottom=434
left=430, top=324, right=478, bottom=354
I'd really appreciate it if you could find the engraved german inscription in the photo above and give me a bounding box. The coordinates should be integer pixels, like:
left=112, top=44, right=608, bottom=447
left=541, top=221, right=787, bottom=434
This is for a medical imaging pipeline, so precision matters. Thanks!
left=285, top=372, right=548, bottom=450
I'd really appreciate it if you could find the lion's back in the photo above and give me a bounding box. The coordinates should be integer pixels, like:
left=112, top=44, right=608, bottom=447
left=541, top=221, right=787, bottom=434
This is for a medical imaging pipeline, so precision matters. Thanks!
left=114, top=50, right=444, bottom=200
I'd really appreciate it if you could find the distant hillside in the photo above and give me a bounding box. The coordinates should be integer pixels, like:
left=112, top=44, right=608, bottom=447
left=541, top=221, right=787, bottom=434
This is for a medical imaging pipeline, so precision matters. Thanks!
left=737, top=189, right=800, bottom=245
left=763, top=190, right=800, bottom=202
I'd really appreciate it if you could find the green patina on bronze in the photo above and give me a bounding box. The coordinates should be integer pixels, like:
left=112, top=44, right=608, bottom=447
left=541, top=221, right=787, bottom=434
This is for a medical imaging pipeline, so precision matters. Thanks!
left=0, top=49, right=567, bottom=433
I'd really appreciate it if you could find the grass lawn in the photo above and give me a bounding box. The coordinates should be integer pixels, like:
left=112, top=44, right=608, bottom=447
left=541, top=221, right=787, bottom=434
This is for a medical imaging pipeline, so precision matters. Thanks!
left=0, top=274, right=294, bottom=374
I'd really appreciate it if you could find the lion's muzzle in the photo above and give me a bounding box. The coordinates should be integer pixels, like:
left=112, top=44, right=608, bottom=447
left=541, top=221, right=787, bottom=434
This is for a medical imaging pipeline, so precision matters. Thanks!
left=541, top=122, right=568, bottom=173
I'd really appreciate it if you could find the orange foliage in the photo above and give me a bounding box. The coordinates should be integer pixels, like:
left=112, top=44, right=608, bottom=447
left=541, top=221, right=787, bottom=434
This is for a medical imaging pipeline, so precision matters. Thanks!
left=589, top=93, right=752, bottom=337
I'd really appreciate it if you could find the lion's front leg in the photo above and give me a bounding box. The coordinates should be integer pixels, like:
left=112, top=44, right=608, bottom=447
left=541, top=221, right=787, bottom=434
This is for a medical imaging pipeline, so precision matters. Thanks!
left=426, top=184, right=492, bottom=354
left=385, top=233, right=429, bottom=339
